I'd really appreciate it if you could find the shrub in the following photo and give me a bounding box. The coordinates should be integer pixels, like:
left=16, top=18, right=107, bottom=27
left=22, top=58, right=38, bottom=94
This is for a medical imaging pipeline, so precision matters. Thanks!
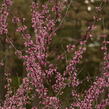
left=0, top=0, right=109, bottom=109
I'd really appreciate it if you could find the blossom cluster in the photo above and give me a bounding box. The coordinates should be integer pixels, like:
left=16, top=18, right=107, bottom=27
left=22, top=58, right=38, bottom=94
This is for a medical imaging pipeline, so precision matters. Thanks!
left=0, top=0, right=12, bottom=35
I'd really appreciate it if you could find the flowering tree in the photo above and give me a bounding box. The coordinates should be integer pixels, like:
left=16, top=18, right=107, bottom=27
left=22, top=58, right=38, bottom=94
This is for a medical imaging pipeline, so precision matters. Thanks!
left=0, top=0, right=109, bottom=109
